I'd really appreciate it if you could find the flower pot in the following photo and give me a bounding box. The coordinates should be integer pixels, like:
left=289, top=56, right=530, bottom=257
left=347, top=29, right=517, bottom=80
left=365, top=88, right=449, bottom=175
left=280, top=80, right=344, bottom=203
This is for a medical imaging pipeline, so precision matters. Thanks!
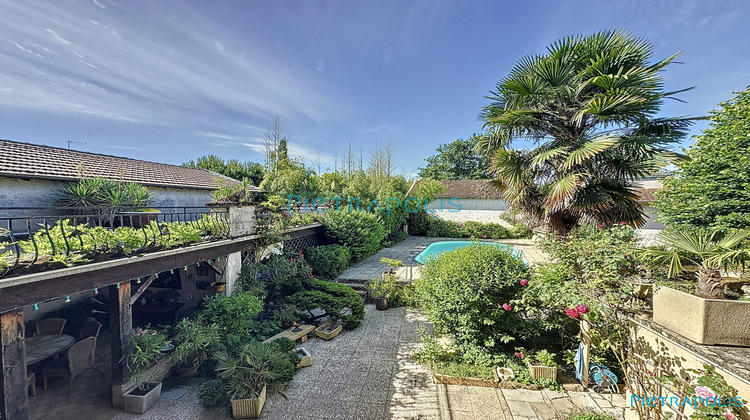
left=632, top=283, right=653, bottom=298
left=314, top=322, right=342, bottom=340
left=375, top=297, right=389, bottom=311
left=295, top=347, right=312, bottom=368
left=497, top=367, right=515, bottom=382
left=211, top=281, right=227, bottom=292
left=175, top=363, right=200, bottom=377
left=382, top=271, right=395, bottom=282
left=528, top=364, right=558, bottom=382
left=231, top=385, right=266, bottom=418
left=123, top=382, right=162, bottom=414
left=653, top=286, right=750, bottom=346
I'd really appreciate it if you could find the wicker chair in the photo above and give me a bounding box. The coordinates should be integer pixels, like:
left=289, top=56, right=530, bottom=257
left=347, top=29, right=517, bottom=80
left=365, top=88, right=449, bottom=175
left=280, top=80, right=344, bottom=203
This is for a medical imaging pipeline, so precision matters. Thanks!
left=80, top=319, right=103, bottom=361
left=35, top=318, right=66, bottom=336
left=42, top=337, right=96, bottom=396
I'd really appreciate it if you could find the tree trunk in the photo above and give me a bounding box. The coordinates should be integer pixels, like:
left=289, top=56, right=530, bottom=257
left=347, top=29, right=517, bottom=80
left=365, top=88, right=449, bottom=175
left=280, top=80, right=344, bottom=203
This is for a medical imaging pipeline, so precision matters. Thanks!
left=695, top=267, right=725, bottom=299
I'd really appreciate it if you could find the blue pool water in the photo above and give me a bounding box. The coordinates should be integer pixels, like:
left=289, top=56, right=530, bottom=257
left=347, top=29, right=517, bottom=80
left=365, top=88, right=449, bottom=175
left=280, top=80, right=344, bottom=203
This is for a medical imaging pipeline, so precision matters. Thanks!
left=415, top=241, right=524, bottom=264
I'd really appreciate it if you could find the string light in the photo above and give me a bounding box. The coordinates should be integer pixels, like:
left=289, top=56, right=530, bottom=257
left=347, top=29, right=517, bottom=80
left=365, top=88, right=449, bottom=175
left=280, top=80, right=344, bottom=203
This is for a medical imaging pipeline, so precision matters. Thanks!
left=136, top=278, right=142, bottom=284
left=93, top=288, right=99, bottom=295
left=184, top=266, right=188, bottom=271
left=32, top=303, right=39, bottom=311
left=170, top=269, right=174, bottom=274
left=64, top=295, right=71, bottom=303
left=116, top=283, right=121, bottom=289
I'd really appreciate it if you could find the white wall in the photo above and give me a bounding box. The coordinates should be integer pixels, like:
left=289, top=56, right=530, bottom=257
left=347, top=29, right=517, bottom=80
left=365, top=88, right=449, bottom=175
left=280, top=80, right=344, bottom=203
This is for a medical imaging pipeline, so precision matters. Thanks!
left=424, top=198, right=508, bottom=224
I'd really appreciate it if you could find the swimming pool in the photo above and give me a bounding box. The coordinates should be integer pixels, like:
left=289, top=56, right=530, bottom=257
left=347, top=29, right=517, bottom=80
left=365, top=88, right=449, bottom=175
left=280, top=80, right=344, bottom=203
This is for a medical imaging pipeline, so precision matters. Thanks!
left=415, top=241, right=525, bottom=264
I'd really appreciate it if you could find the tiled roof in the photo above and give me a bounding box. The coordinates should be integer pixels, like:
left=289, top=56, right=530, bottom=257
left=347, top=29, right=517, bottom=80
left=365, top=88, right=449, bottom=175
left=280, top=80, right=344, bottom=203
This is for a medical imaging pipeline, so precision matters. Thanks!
left=415, top=178, right=661, bottom=202
left=0, top=139, right=240, bottom=190
left=415, top=179, right=505, bottom=199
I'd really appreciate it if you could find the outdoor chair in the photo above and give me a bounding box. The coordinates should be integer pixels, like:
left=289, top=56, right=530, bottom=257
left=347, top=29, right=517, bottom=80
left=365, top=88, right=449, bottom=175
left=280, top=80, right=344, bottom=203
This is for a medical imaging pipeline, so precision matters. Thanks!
left=35, top=318, right=66, bottom=336
left=80, top=319, right=103, bottom=361
left=42, top=337, right=96, bottom=396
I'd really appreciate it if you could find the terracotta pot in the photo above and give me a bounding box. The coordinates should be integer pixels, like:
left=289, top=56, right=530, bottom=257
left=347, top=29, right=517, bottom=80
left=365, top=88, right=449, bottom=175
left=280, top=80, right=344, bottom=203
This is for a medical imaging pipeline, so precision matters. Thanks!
left=175, top=363, right=200, bottom=377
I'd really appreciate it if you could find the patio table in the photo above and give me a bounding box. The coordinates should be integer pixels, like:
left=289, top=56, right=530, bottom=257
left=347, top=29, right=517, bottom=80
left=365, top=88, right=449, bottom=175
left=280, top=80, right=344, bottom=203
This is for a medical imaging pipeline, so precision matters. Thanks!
left=25, top=334, right=76, bottom=365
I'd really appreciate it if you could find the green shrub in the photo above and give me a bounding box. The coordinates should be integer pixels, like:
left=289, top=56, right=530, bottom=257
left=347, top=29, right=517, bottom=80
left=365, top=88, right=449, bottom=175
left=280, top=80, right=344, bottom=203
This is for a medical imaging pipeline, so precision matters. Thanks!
left=201, top=292, right=263, bottom=336
left=288, top=278, right=365, bottom=329
left=323, top=210, right=385, bottom=262
left=434, top=361, right=496, bottom=380
left=463, top=221, right=508, bottom=239
left=305, top=244, right=351, bottom=279
left=426, top=218, right=467, bottom=237
left=198, top=378, right=229, bottom=408
left=408, top=210, right=432, bottom=236
left=558, top=411, right=616, bottom=420
left=415, top=243, right=530, bottom=351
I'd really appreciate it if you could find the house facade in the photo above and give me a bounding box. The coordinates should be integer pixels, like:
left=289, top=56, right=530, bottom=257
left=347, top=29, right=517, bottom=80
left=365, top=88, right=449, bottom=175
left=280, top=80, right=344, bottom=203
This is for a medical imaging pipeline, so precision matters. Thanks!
left=0, top=139, right=238, bottom=212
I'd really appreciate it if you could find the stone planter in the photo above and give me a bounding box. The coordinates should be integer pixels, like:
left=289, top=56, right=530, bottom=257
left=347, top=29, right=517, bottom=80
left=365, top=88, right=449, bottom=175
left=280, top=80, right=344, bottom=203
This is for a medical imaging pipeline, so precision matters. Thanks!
left=314, top=322, right=342, bottom=340
left=295, top=347, right=312, bottom=368
left=231, top=385, right=266, bottom=418
left=653, top=286, right=750, bottom=346
left=433, top=368, right=500, bottom=388
left=123, top=382, right=162, bottom=414
left=528, top=364, right=558, bottom=382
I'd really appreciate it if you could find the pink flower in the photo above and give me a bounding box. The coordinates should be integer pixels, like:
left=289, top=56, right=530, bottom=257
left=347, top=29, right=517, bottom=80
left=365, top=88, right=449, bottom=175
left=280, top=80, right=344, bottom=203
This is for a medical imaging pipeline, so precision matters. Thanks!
left=620, top=221, right=627, bottom=225
left=513, top=351, right=525, bottom=359
left=597, top=224, right=604, bottom=229
left=565, top=308, right=580, bottom=319
left=502, top=303, right=512, bottom=311
left=520, top=278, right=529, bottom=286
left=694, top=386, right=718, bottom=403
left=623, top=254, right=629, bottom=259
left=151, top=331, right=157, bottom=336
left=482, top=235, right=488, bottom=239
left=724, top=408, right=737, bottom=419
left=575, top=304, right=589, bottom=314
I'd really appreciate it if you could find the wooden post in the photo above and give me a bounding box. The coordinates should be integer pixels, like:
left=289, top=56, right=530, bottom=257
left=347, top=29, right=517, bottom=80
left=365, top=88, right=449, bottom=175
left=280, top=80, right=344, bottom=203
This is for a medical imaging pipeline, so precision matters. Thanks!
left=1, top=310, right=28, bottom=420
left=581, top=320, right=591, bottom=387
left=109, top=281, right=132, bottom=407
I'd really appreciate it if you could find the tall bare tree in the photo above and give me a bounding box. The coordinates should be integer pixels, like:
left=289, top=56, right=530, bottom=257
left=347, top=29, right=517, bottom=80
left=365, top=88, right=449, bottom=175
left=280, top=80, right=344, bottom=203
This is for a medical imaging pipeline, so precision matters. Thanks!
left=263, top=116, right=285, bottom=170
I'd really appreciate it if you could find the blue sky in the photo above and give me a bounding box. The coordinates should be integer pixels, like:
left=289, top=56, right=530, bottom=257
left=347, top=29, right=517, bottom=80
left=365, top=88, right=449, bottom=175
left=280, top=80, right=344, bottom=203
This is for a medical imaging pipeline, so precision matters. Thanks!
left=0, top=0, right=748, bottom=177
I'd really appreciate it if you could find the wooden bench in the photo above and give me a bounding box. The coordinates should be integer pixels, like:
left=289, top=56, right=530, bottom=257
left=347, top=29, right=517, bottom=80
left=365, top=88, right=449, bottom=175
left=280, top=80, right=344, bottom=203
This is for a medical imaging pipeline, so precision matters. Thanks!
left=263, top=325, right=315, bottom=344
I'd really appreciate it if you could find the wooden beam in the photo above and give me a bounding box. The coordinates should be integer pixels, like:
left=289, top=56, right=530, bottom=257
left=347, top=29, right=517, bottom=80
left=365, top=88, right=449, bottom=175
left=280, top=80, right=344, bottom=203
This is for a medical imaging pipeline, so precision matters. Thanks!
left=0, top=310, right=27, bottom=420
left=0, top=238, right=256, bottom=313
left=130, top=274, right=156, bottom=303
left=109, top=282, right=132, bottom=386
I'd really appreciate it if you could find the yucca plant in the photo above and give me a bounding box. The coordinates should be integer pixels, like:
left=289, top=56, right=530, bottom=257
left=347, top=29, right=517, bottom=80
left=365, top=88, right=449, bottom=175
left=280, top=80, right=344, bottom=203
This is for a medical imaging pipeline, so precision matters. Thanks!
left=478, top=29, right=693, bottom=237
left=636, top=229, right=750, bottom=298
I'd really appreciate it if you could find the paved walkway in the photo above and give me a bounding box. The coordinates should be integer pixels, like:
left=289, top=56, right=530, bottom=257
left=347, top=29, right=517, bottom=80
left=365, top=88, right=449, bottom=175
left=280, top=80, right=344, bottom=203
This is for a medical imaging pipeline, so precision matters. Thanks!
left=336, top=236, right=548, bottom=283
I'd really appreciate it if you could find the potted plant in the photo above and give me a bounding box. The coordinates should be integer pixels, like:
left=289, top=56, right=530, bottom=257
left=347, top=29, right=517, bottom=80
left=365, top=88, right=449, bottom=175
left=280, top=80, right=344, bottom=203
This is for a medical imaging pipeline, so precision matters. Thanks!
left=171, top=318, right=220, bottom=377
left=526, top=349, right=559, bottom=382
left=380, top=257, right=404, bottom=282
left=214, top=342, right=292, bottom=419
left=366, top=276, right=395, bottom=311
left=122, top=327, right=170, bottom=414
left=638, top=229, right=750, bottom=346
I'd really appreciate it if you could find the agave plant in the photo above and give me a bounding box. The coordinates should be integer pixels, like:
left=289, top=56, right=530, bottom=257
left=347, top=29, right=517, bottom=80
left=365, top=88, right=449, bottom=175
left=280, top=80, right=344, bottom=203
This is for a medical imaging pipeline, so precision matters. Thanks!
left=636, top=229, right=750, bottom=299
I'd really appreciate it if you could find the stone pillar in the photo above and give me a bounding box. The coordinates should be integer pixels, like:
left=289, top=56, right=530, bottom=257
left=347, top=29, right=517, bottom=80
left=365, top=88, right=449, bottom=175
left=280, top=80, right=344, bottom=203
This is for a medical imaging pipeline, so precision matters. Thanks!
left=223, top=252, right=242, bottom=296
left=226, top=204, right=256, bottom=238
left=0, top=310, right=27, bottom=420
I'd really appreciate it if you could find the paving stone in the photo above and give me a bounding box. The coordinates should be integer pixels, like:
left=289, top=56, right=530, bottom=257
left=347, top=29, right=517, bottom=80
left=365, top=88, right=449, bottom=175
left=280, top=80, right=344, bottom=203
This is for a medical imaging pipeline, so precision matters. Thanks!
left=505, top=400, right=537, bottom=418
left=531, top=401, right=560, bottom=419
left=502, top=388, right=546, bottom=403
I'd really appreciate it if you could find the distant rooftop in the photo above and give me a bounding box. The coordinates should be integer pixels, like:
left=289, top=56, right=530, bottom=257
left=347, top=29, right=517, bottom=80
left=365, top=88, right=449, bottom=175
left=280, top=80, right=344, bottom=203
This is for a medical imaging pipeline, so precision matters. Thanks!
left=0, top=139, right=239, bottom=190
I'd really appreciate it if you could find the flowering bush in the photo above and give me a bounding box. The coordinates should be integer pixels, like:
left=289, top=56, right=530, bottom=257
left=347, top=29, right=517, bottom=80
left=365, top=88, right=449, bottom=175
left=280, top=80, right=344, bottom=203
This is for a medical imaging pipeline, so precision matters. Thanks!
left=415, top=243, right=530, bottom=351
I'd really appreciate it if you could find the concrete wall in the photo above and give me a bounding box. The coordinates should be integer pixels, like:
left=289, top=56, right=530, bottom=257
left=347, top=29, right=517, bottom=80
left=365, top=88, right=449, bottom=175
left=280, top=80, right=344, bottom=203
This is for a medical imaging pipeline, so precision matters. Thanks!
left=425, top=198, right=508, bottom=224
left=0, top=176, right=213, bottom=211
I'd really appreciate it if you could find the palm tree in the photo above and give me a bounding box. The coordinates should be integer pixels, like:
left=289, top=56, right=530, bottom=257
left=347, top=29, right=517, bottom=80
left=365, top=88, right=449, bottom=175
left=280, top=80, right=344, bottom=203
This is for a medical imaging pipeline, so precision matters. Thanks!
left=636, top=229, right=750, bottom=299
left=478, top=30, right=693, bottom=237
